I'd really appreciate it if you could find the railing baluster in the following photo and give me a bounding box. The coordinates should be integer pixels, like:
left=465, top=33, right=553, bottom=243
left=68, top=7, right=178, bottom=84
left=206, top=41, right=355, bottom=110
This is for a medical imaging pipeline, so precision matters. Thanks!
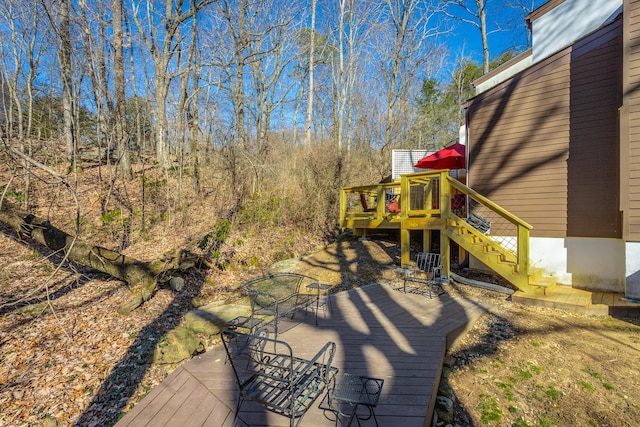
left=339, top=171, right=532, bottom=286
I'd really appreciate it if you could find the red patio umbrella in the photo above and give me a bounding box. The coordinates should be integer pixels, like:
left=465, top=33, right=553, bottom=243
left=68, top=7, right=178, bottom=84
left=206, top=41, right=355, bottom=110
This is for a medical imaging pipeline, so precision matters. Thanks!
left=414, top=142, right=466, bottom=170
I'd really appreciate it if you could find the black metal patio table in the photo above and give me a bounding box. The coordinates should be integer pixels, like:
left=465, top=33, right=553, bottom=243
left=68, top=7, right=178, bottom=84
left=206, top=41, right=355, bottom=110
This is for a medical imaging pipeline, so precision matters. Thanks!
left=330, top=373, right=384, bottom=426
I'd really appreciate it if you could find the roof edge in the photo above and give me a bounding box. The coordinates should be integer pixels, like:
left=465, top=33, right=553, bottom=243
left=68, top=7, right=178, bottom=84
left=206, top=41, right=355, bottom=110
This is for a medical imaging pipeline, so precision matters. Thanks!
left=472, top=49, right=533, bottom=87
left=526, top=0, right=567, bottom=24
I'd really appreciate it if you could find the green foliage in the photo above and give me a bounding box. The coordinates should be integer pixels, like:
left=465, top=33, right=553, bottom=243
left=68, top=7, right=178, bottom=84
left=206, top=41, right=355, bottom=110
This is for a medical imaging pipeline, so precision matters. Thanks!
left=478, top=393, right=502, bottom=424
left=529, top=362, right=542, bottom=375
left=489, top=49, right=520, bottom=70
left=542, top=385, right=562, bottom=400
left=30, top=95, right=96, bottom=143
left=198, top=219, right=231, bottom=261
left=582, top=368, right=616, bottom=391
left=0, top=186, right=25, bottom=202
left=516, top=367, right=533, bottom=381
left=411, top=77, right=459, bottom=149
left=238, top=195, right=291, bottom=227
left=496, top=381, right=517, bottom=401
left=536, top=414, right=556, bottom=427
left=294, top=28, right=337, bottom=71
left=579, top=381, right=595, bottom=393
left=513, top=417, right=532, bottom=427
left=410, top=49, right=521, bottom=150
left=100, top=209, right=122, bottom=225
left=582, top=368, right=602, bottom=380
left=274, top=250, right=294, bottom=262
left=143, top=177, right=167, bottom=189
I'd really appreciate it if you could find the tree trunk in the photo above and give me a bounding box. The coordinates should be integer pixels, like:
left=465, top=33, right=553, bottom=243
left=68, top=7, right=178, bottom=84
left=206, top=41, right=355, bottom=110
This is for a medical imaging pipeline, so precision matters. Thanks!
left=113, top=0, right=132, bottom=179
left=59, top=0, right=76, bottom=168
left=305, top=0, right=317, bottom=147
left=0, top=200, right=202, bottom=314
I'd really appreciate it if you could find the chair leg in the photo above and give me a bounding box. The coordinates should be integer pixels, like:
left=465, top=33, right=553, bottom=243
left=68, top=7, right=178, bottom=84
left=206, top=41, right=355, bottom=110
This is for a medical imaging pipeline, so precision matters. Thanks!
left=233, top=395, right=244, bottom=424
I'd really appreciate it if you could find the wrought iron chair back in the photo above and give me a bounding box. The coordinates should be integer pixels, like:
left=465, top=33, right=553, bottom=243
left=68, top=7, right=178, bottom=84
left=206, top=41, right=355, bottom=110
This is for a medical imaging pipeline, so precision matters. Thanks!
left=222, top=328, right=338, bottom=427
left=398, top=252, right=444, bottom=298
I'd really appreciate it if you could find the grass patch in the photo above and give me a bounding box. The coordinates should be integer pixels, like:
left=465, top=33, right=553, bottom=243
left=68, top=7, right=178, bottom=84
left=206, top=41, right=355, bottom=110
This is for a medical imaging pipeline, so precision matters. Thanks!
left=582, top=367, right=616, bottom=391
left=100, top=208, right=122, bottom=225
left=543, top=385, right=562, bottom=400
left=529, top=362, right=542, bottom=375
left=579, top=381, right=595, bottom=393
left=1, top=186, right=26, bottom=202
left=537, top=414, right=557, bottom=426
left=516, top=367, right=533, bottom=381
left=496, top=381, right=517, bottom=401
left=513, top=417, right=532, bottom=427
left=478, top=393, right=502, bottom=424
left=582, top=368, right=602, bottom=380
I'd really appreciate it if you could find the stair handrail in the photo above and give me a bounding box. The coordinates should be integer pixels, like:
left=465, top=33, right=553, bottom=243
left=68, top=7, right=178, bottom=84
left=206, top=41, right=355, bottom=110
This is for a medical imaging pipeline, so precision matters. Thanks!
left=447, top=177, right=533, bottom=229
left=447, top=176, right=532, bottom=276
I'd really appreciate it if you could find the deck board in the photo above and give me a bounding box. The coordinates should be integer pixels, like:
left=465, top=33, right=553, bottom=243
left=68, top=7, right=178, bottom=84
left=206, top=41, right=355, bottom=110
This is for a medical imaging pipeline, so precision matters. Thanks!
left=117, top=281, right=640, bottom=427
left=116, top=282, right=490, bottom=427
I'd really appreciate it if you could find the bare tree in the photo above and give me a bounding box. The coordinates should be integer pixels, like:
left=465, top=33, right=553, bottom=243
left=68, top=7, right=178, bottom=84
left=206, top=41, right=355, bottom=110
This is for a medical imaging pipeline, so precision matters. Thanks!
left=305, top=0, right=317, bottom=147
left=131, top=0, right=214, bottom=167
left=378, top=0, right=444, bottom=154
left=446, top=0, right=491, bottom=74
left=506, top=0, right=540, bottom=48
left=42, top=0, right=77, bottom=168
left=0, top=0, right=48, bottom=206
left=112, top=0, right=132, bottom=179
left=328, top=0, right=377, bottom=159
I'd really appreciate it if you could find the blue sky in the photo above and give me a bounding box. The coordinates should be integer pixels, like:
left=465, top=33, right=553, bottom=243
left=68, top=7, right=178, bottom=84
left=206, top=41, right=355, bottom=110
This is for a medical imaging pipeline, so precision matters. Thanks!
left=443, top=0, right=548, bottom=66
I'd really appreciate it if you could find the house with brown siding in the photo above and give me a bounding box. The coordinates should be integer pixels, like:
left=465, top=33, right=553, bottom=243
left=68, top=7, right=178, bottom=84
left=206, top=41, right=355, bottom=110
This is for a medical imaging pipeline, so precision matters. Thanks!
left=463, top=0, right=640, bottom=297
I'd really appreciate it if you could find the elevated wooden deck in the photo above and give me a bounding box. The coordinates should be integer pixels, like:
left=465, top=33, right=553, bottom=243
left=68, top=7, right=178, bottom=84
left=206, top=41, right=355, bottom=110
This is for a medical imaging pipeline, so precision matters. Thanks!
left=116, top=282, right=490, bottom=427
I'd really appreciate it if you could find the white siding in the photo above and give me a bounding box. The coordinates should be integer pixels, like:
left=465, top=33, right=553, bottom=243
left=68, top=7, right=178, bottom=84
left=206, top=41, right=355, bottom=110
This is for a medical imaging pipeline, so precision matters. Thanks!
left=532, top=0, right=622, bottom=63
left=391, top=149, right=433, bottom=180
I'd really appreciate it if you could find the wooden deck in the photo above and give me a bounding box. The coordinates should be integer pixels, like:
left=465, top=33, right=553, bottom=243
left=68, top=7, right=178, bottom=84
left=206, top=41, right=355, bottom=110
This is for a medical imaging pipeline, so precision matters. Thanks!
left=116, top=282, right=490, bottom=427
left=512, top=285, right=640, bottom=316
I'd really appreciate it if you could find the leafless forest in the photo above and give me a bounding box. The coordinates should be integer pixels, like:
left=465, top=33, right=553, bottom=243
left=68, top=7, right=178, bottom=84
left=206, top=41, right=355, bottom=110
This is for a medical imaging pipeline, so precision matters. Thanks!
left=0, top=0, right=537, bottom=259
left=0, top=1, right=537, bottom=424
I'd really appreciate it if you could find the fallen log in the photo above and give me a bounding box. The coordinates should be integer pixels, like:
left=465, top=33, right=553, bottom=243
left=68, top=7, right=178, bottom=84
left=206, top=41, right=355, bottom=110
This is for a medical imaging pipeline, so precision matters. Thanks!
left=0, top=199, right=204, bottom=313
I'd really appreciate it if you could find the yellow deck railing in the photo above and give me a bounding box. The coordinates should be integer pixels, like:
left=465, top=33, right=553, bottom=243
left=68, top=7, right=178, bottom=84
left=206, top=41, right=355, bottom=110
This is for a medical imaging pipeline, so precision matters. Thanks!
left=339, top=170, right=533, bottom=285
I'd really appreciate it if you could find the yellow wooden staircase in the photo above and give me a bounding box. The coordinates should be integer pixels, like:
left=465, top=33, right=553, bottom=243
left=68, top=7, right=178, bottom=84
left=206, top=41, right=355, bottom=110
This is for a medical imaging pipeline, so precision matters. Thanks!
left=339, top=171, right=557, bottom=296
left=446, top=214, right=556, bottom=295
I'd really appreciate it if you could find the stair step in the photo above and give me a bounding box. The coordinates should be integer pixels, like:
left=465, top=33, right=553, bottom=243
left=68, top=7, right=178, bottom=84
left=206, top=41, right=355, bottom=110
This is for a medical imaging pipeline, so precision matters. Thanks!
left=529, top=276, right=557, bottom=296
left=451, top=219, right=538, bottom=294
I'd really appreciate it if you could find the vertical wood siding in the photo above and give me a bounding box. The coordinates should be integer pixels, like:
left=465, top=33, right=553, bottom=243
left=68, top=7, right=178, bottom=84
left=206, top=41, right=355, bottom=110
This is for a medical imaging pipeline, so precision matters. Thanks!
left=624, top=0, right=640, bottom=241
left=466, top=17, right=622, bottom=238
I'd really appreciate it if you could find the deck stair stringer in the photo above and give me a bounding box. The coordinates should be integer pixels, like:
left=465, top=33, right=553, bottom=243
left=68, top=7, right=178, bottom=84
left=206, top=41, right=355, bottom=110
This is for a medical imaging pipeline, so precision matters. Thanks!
left=446, top=216, right=557, bottom=295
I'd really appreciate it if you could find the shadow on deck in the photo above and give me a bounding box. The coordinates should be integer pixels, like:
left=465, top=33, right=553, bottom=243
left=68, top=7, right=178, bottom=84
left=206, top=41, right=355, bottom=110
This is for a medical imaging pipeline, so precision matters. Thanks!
left=115, top=282, right=491, bottom=427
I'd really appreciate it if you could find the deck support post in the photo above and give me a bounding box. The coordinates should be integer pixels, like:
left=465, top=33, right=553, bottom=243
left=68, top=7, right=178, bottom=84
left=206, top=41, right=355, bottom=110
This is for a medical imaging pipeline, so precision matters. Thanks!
left=423, top=230, right=431, bottom=253
left=401, top=227, right=410, bottom=267
left=440, top=172, right=451, bottom=278
left=400, top=175, right=411, bottom=266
